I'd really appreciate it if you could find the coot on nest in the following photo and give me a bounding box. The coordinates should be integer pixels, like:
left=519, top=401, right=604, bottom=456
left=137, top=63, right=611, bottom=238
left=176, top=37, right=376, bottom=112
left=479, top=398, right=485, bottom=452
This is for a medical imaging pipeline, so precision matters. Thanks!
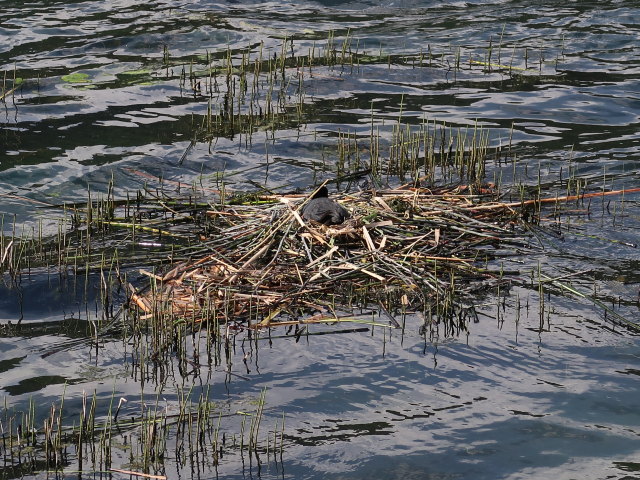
left=301, top=186, right=349, bottom=225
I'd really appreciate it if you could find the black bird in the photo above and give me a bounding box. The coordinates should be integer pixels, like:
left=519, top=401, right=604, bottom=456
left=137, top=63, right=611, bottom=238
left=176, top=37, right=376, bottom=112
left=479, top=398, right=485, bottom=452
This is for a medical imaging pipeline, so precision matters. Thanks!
left=301, top=186, right=349, bottom=225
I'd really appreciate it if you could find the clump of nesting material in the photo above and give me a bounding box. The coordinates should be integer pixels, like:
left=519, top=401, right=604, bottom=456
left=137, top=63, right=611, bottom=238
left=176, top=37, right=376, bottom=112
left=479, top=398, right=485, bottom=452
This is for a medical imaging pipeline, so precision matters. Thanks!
left=129, top=183, right=529, bottom=332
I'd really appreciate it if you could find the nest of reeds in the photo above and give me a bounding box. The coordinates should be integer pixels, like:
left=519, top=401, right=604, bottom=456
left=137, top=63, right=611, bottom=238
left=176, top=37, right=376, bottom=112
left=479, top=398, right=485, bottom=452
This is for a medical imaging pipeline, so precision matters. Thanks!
left=129, top=183, right=530, bottom=332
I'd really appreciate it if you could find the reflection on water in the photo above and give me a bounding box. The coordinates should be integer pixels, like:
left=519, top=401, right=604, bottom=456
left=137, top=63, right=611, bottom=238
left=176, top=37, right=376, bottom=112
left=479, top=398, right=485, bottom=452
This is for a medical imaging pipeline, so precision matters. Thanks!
left=1, top=0, right=640, bottom=478
left=1, top=278, right=638, bottom=479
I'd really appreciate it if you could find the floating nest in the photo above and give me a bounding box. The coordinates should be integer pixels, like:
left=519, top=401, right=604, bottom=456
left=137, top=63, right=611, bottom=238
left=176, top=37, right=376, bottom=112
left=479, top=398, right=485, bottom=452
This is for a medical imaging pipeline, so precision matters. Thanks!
left=128, top=183, right=531, bottom=333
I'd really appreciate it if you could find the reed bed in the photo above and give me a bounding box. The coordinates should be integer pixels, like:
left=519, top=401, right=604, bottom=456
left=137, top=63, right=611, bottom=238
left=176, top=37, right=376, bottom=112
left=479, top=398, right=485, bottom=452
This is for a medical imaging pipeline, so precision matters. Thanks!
left=0, top=386, right=279, bottom=479
left=128, top=182, right=531, bottom=338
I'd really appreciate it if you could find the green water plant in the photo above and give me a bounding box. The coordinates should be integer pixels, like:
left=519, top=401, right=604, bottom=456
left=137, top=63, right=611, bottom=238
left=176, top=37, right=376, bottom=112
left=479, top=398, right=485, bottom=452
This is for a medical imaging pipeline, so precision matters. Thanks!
left=61, top=72, right=91, bottom=84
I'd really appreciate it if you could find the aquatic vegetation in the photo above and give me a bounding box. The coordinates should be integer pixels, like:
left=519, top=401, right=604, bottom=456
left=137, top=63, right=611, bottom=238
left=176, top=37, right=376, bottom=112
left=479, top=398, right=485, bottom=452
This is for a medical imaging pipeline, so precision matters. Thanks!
left=0, top=386, right=281, bottom=479
left=60, top=72, right=91, bottom=84
left=1, top=22, right=639, bottom=480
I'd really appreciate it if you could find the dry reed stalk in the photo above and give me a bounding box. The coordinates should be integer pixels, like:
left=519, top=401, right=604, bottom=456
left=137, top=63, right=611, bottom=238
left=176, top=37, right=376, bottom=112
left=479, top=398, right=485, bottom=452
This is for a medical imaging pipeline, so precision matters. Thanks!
left=110, top=468, right=167, bottom=479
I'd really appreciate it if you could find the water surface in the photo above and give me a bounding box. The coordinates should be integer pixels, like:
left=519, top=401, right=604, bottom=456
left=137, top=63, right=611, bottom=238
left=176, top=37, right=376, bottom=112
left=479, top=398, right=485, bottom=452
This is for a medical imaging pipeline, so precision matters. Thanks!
left=1, top=0, right=640, bottom=479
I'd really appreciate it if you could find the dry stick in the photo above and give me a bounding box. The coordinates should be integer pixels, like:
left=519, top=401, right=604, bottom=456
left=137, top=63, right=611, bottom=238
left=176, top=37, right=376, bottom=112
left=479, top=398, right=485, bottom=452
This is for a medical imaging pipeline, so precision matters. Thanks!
left=307, top=245, right=339, bottom=267
left=162, top=252, right=239, bottom=282
left=251, top=314, right=392, bottom=330
left=381, top=187, right=640, bottom=217
left=128, top=284, right=153, bottom=313
left=395, top=252, right=470, bottom=263
left=362, top=225, right=376, bottom=251
left=0, top=240, right=13, bottom=267
left=373, top=196, right=394, bottom=212
left=227, top=239, right=274, bottom=283
left=336, top=262, right=386, bottom=281
left=100, top=221, right=180, bottom=237
left=0, top=193, right=55, bottom=207
left=378, top=300, right=401, bottom=328
left=469, top=187, right=640, bottom=212
left=447, top=209, right=516, bottom=233
left=110, top=468, right=167, bottom=479
left=0, top=85, right=18, bottom=101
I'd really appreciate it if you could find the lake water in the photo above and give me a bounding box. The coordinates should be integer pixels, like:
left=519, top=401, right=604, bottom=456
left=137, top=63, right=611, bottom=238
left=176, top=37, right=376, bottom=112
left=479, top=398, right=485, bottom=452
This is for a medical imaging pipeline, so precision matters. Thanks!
left=1, top=0, right=640, bottom=479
